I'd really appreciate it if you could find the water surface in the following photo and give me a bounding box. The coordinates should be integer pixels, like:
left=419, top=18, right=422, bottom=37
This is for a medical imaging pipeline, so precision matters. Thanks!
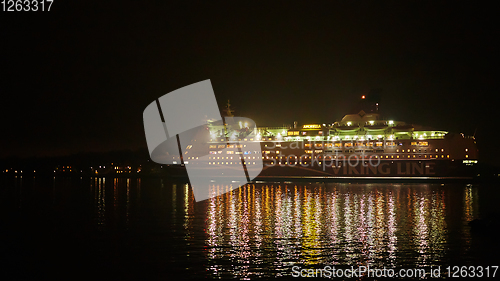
left=1, top=176, right=499, bottom=279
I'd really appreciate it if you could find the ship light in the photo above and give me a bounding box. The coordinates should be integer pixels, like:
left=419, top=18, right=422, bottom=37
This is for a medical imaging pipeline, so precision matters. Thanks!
left=315, top=136, right=320, bottom=140
left=369, top=120, right=374, bottom=125
left=361, top=95, right=365, bottom=99
left=377, top=135, right=382, bottom=139
left=388, top=120, right=394, bottom=125
left=244, top=122, right=248, bottom=128
left=367, top=135, right=372, bottom=139
left=277, top=133, right=282, bottom=140
left=347, top=121, right=352, bottom=126
left=239, top=121, right=243, bottom=129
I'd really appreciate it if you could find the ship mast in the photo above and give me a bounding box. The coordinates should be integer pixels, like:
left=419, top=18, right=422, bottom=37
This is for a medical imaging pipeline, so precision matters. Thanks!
left=224, top=100, right=234, bottom=117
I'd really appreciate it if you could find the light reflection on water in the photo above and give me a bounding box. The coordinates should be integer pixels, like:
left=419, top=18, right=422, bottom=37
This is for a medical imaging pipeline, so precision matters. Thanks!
left=2, top=176, right=496, bottom=279
left=201, top=183, right=482, bottom=278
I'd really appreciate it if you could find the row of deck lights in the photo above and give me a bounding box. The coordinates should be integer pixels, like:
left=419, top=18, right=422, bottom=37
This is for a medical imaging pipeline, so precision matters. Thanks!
left=345, top=120, right=394, bottom=126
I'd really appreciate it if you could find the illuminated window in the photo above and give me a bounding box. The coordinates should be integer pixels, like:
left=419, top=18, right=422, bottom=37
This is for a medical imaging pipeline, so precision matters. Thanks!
left=447, top=155, right=450, bottom=158
left=441, top=148, right=444, bottom=152
left=435, top=148, right=438, bottom=152
left=376, top=142, right=383, bottom=147
left=345, top=143, right=353, bottom=147
left=226, top=151, right=234, bottom=154
left=465, top=155, right=468, bottom=158
left=465, top=148, right=468, bottom=152
left=396, top=149, right=399, bottom=152
left=411, top=142, right=417, bottom=146
left=209, top=151, right=217, bottom=154
left=209, top=145, right=217, bottom=149
left=386, top=142, right=395, bottom=146
left=334, top=143, right=342, bottom=147
left=418, top=141, right=428, bottom=146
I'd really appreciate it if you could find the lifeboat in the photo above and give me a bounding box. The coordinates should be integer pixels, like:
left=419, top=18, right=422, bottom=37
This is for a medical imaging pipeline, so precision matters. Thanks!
left=335, top=125, right=360, bottom=133
left=390, top=124, right=414, bottom=132
left=364, top=125, right=388, bottom=133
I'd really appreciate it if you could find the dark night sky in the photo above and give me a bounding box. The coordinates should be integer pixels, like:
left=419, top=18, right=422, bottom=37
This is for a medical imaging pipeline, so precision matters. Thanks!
left=1, top=1, right=498, bottom=165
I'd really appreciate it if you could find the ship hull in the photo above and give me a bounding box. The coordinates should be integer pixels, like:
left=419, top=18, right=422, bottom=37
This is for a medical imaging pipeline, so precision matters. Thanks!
left=255, top=160, right=476, bottom=180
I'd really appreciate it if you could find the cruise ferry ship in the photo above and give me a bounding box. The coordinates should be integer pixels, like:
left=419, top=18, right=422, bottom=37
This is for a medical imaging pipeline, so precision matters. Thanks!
left=177, top=97, right=478, bottom=180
